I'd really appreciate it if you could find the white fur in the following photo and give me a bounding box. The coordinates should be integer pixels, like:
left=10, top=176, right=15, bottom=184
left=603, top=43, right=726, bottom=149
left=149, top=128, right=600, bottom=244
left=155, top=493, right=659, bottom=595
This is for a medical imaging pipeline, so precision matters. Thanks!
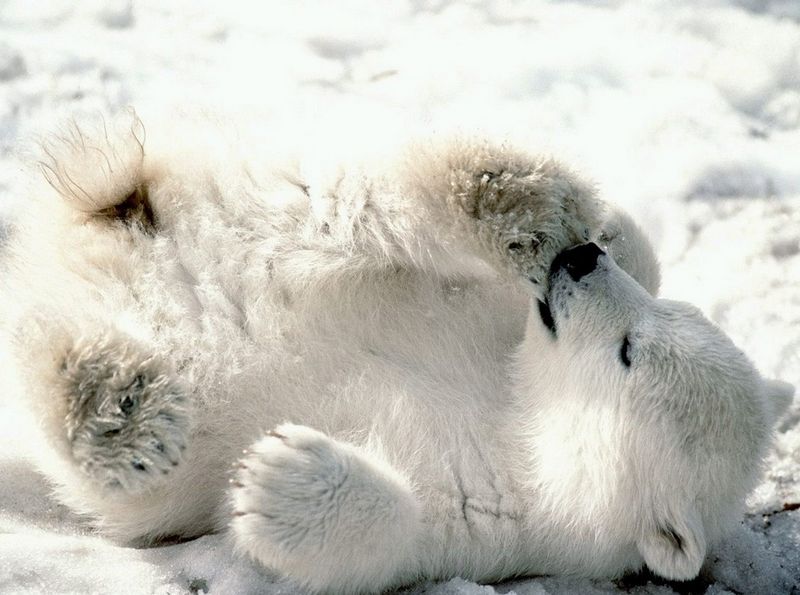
left=0, top=112, right=792, bottom=592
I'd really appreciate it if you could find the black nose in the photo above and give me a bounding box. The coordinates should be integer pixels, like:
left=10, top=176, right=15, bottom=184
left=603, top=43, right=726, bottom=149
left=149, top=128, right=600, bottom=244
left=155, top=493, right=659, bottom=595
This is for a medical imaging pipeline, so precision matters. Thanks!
left=551, top=242, right=604, bottom=282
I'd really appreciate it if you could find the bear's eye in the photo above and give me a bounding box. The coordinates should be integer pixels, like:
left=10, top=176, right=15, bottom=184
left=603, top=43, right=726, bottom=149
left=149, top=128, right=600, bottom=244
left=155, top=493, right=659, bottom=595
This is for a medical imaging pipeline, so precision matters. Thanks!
left=620, top=335, right=632, bottom=368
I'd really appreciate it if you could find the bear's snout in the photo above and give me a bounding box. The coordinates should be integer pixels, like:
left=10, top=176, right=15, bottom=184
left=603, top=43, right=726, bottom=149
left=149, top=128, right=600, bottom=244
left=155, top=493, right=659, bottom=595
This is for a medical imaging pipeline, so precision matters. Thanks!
left=551, top=242, right=604, bottom=282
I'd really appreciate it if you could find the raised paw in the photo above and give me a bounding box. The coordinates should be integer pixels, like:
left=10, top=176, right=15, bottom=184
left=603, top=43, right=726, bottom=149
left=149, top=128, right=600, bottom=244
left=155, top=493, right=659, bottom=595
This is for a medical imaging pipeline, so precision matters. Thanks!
left=468, top=159, right=604, bottom=287
left=230, top=424, right=420, bottom=593
left=57, top=333, right=190, bottom=492
left=410, top=141, right=605, bottom=289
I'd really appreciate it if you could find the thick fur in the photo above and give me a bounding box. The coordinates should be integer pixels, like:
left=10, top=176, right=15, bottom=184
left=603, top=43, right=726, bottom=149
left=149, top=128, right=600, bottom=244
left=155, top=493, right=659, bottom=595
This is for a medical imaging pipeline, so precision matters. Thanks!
left=0, top=112, right=792, bottom=593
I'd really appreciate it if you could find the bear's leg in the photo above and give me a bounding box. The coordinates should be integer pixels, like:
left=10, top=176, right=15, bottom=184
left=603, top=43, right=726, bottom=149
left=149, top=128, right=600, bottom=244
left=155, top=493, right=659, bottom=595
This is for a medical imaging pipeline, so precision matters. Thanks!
left=231, top=424, right=421, bottom=594
left=14, top=319, right=191, bottom=493
left=395, top=142, right=662, bottom=297
left=396, top=141, right=605, bottom=294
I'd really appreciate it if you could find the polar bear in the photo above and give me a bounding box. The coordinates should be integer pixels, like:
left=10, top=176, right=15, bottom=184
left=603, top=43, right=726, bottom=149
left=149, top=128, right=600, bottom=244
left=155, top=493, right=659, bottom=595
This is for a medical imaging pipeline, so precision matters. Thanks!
left=0, top=112, right=793, bottom=593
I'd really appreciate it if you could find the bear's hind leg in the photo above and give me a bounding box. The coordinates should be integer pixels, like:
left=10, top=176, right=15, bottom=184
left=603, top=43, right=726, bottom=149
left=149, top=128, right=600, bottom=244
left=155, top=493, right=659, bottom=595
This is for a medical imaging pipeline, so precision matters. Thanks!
left=14, top=320, right=191, bottom=494
left=58, top=332, right=190, bottom=491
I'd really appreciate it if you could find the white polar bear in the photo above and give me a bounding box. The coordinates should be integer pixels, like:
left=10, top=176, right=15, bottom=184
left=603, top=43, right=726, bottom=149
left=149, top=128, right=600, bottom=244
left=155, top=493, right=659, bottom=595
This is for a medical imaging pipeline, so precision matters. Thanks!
left=0, top=112, right=793, bottom=593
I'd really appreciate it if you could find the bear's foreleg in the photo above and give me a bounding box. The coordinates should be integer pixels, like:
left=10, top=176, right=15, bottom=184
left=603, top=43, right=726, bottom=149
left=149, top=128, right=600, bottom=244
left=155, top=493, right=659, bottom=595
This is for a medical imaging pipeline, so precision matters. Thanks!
left=231, top=424, right=421, bottom=593
left=394, top=141, right=604, bottom=292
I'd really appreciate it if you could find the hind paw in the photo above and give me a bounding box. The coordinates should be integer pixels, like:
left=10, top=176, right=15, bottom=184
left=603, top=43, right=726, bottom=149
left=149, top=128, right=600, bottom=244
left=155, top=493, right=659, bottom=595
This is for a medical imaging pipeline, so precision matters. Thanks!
left=58, top=333, right=190, bottom=492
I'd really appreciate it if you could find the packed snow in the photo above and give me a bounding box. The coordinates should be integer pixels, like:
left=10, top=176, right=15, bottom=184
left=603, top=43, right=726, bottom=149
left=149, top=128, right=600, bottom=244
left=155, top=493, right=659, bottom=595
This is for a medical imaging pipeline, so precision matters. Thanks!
left=0, top=0, right=798, bottom=593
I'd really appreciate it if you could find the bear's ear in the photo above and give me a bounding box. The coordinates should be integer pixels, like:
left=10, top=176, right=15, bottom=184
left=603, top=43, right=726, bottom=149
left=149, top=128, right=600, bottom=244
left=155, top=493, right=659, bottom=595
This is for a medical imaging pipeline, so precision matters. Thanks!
left=763, top=378, right=794, bottom=424
left=636, top=504, right=706, bottom=581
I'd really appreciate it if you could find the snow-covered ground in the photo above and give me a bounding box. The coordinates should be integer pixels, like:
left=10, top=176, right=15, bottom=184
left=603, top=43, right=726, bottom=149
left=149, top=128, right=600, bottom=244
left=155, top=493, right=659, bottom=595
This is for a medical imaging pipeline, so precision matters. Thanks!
left=0, top=1, right=799, bottom=593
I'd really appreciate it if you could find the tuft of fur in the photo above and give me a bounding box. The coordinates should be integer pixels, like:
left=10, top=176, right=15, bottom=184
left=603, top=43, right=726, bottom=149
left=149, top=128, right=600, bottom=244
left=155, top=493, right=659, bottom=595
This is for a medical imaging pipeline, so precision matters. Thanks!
left=0, top=113, right=792, bottom=593
left=38, top=109, right=146, bottom=217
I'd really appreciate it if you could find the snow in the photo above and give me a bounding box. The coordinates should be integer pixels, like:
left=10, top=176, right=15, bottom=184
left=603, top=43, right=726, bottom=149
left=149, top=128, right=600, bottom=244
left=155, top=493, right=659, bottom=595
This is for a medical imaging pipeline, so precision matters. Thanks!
left=1, top=0, right=799, bottom=593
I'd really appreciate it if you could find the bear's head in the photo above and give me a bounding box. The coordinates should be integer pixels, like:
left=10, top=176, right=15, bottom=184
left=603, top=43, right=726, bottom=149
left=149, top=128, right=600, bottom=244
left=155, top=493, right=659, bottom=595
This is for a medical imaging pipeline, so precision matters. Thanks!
left=515, top=240, right=793, bottom=581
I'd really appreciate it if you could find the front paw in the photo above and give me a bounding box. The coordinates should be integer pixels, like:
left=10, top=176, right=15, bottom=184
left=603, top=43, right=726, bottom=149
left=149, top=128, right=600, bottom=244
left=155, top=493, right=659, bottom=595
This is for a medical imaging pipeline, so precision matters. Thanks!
left=58, top=333, right=190, bottom=492
left=231, top=425, right=354, bottom=554
left=231, top=424, right=420, bottom=593
left=425, top=142, right=604, bottom=288
left=470, top=159, right=603, bottom=287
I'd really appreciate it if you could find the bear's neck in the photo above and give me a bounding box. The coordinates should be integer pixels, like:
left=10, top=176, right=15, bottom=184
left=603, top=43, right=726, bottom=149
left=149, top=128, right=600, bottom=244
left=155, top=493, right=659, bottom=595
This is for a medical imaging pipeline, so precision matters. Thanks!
left=507, top=312, right=633, bottom=533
